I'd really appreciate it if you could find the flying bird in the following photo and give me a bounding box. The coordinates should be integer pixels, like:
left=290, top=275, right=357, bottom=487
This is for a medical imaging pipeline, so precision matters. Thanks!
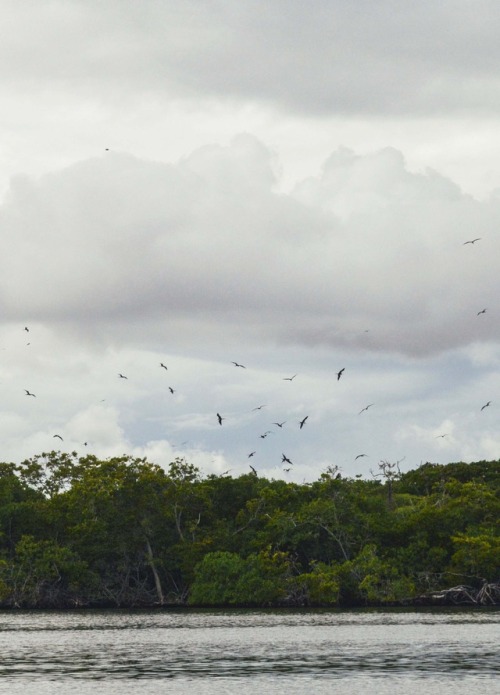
left=273, top=421, right=286, bottom=428
left=168, top=387, right=175, bottom=394
left=282, top=454, right=293, bottom=465
left=477, top=309, right=487, bottom=316
left=160, top=363, right=168, bottom=370
left=24, top=389, right=36, bottom=397
left=481, top=401, right=492, bottom=411
left=355, top=454, right=367, bottom=460
left=299, top=416, right=309, bottom=429
left=53, top=434, right=63, bottom=441
left=249, top=465, right=257, bottom=475
left=24, top=326, right=29, bottom=332
left=358, top=404, right=374, bottom=414
left=252, top=404, right=266, bottom=411
left=248, top=451, right=256, bottom=458
left=231, top=361, right=246, bottom=368
left=283, top=467, right=291, bottom=473
left=118, top=373, right=128, bottom=379
left=216, top=413, right=224, bottom=425
left=336, top=368, right=345, bottom=381
left=283, top=374, right=297, bottom=381
left=260, top=431, right=272, bottom=439
left=435, top=433, right=449, bottom=439
left=463, top=238, right=481, bottom=245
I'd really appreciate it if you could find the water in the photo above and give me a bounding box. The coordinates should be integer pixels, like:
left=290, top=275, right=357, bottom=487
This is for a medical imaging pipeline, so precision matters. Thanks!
left=0, top=609, right=498, bottom=694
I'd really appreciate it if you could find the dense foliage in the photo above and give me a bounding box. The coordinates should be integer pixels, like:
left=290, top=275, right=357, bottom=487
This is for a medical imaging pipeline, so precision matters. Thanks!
left=0, top=453, right=498, bottom=608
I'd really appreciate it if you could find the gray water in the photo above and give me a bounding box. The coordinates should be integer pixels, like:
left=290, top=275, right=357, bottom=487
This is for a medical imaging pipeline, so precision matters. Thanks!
left=0, top=608, right=498, bottom=694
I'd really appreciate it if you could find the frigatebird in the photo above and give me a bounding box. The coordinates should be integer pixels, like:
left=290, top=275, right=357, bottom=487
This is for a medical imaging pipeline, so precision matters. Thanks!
left=283, top=374, right=297, bottom=381
left=249, top=465, right=257, bottom=475
left=358, top=404, right=374, bottom=414
left=231, top=361, right=246, bottom=368
left=355, top=454, right=367, bottom=460
left=53, top=434, right=63, bottom=441
left=273, top=421, right=286, bottom=428
left=118, top=373, right=128, bottom=379
left=217, top=413, right=224, bottom=425
left=248, top=451, right=256, bottom=458
left=168, top=387, right=175, bottom=394
left=481, top=401, right=492, bottom=411
left=299, top=416, right=309, bottom=429
left=282, top=454, right=293, bottom=465
left=336, top=368, right=345, bottom=381
left=463, top=238, right=481, bottom=245
left=477, top=309, right=487, bottom=316
left=160, top=363, right=168, bottom=370
left=25, top=389, right=36, bottom=397
left=252, top=404, right=266, bottom=411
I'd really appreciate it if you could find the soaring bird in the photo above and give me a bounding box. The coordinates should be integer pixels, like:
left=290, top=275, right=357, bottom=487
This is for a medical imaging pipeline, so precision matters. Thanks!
left=477, top=308, right=487, bottom=316
left=336, top=368, right=345, bottom=381
left=160, top=363, right=168, bottom=370
left=25, top=389, right=36, bottom=397
left=435, top=433, right=449, bottom=439
left=283, top=374, right=297, bottom=381
left=282, top=454, right=293, bottom=465
left=260, top=431, right=272, bottom=439
left=118, top=373, right=128, bottom=379
left=53, top=434, right=63, bottom=441
left=252, top=404, right=266, bottom=411
left=283, top=467, right=291, bottom=472
left=168, top=387, right=175, bottom=394
left=216, top=413, right=224, bottom=425
left=463, top=238, right=481, bottom=245
left=273, top=421, right=286, bottom=428
left=355, top=454, right=367, bottom=460
left=231, top=361, right=246, bottom=368
left=24, top=326, right=29, bottom=332
left=249, top=465, right=257, bottom=475
left=299, top=415, right=309, bottom=429
left=358, top=404, right=374, bottom=414
left=248, top=451, right=256, bottom=458
left=481, top=401, right=492, bottom=411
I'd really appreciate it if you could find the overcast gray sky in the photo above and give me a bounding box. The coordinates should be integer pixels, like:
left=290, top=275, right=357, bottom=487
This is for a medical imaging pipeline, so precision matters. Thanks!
left=2, top=0, right=500, bottom=480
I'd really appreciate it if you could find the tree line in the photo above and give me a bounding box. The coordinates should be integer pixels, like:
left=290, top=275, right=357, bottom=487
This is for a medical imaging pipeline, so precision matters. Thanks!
left=0, top=452, right=498, bottom=608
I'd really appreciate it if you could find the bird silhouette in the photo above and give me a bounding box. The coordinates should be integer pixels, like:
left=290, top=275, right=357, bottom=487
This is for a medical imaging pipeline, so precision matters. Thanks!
left=249, top=465, right=257, bottom=475
left=273, top=421, right=286, bottom=428
left=282, top=454, right=293, bottom=465
left=283, top=374, right=297, bottom=381
left=358, top=404, right=374, bottom=414
left=336, top=368, right=345, bottom=380
left=118, top=373, right=128, bottom=379
left=299, top=416, right=309, bottom=429
left=463, top=238, right=481, bottom=245
left=53, top=434, right=63, bottom=441
left=216, top=413, right=224, bottom=425
left=260, top=431, right=272, bottom=439
left=435, top=434, right=448, bottom=438
left=24, top=326, right=29, bottom=332
left=477, top=308, right=487, bottom=316
left=283, top=467, right=291, bottom=472
left=168, top=387, right=175, bottom=394
left=231, top=361, right=246, bottom=368
left=248, top=451, right=256, bottom=458
left=355, top=454, right=367, bottom=460
left=252, top=404, right=266, bottom=411
left=160, top=363, right=168, bottom=370
left=481, top=401, right=492, bottom=411
left=24, top=389, right=36, bottom=397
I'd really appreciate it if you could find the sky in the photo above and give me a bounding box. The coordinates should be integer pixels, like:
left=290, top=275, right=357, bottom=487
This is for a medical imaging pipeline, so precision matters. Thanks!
left=2, top=0, right=500, bottom=482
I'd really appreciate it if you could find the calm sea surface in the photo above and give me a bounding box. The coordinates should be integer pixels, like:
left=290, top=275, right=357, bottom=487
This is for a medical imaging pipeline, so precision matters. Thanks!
left=0, top=608, right=498, bottom=695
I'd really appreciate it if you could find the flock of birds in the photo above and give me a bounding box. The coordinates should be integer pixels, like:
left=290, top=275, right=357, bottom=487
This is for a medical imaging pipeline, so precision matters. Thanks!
left=14, top=236, right=493, bottom=479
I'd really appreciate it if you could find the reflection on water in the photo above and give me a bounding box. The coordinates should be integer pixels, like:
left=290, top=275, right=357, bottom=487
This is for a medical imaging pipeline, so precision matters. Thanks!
left=0, top=609, right=498, bottom=694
